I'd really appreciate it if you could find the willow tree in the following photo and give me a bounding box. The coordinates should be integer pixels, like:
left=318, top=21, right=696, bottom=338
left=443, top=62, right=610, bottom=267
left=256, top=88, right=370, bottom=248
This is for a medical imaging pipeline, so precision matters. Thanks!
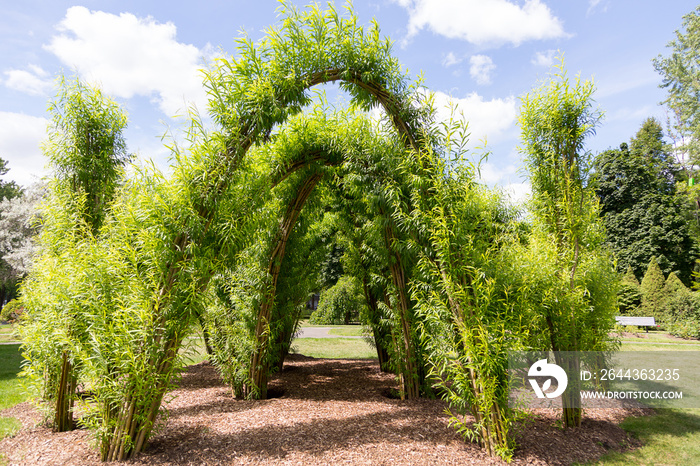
left=518, top=59, right=617, bottom=427
left=20, top=3, right=433, bottom=461
left=20, top=76, right=129, bottom=432
left=331, top=114, right=432, bottom=397
left=412, top=175, right=525, bottom=460
left=203, top=102, right=430, bottom=399
left=199, top=1, right=432, bottom=402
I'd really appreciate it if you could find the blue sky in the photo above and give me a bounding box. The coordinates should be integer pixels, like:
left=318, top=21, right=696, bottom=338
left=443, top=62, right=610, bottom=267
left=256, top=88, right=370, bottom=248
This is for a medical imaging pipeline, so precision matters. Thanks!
left=0, top=0, right=696, bottom=203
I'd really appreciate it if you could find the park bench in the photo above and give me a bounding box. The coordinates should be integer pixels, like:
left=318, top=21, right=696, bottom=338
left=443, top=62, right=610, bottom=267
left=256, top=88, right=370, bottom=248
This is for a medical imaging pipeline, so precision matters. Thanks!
left=615, top=316, right=656, bottom=332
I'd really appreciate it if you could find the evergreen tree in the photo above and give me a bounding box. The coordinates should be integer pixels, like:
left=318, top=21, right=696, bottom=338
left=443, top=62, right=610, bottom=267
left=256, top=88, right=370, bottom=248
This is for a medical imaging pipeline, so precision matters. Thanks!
left=640, top=257, right=666, bottom=319
left=593, top=118, right=697, bottom=283
left=665, top=271, right=688, bottom=296
left=618, top=266, right=642, bottom=314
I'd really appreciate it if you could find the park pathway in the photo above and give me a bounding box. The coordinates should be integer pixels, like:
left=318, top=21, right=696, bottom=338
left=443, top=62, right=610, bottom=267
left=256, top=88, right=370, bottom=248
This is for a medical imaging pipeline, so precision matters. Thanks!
left=296, top=326, right=363, bottom=339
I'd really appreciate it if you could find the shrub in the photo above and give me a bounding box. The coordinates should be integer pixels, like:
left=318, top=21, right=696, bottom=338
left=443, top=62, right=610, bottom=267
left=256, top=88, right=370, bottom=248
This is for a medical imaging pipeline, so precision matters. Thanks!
left=309, top=276, right=366, bottom=325
left=665, top=319, right=700, bottom=339
left=0, top=299, right=23, bottom=322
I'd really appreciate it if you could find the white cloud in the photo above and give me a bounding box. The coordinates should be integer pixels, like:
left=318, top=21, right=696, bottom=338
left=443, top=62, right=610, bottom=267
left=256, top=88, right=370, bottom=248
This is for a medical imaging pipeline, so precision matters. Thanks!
left=469, top=55, right=495, bottom=85
left=0, top=112, right=49, bottom=186
left=502, top=182, right=531, bottom=206
left=393, top=0, right=567, bottom=46
left=587, top=0, right=608, bottom=15
left=45, top=6, right=210, bottom=116
left=474, top=162, right=530, bottom=206
left=442, top=51, right=462, bottom=67
left=608, top=105, right=655, bottom=123
left=477, top=161, right=516, bottom=184
left=3, top=65, right=53, bottom=96
left=532, top=50, right=556, bottom=68
left=433, top=91, right=518, bottom=148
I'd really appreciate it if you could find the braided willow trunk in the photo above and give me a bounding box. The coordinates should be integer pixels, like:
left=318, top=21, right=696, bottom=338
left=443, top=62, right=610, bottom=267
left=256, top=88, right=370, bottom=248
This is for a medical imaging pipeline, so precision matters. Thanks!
left=54, top=351, right=76, bottom=432
left=436, top=262, right=512, bottom=456
left=361, top=278, right=391, bottom=372
left=556, top=350, right=582, bottom=428
left=247, top=173, right=322, bottom=399
left=388, top=257, right=420, bottom=399
left=463, top=361, right=510, bottom=457
left=100, top=333, right=183, bottom=461
left=383, top=219, right=421, bottom=399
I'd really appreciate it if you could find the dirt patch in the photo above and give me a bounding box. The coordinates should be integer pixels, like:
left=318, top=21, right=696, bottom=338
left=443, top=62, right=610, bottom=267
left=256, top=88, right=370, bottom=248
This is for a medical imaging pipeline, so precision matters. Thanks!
left=0, top=354, right=651, bottom=465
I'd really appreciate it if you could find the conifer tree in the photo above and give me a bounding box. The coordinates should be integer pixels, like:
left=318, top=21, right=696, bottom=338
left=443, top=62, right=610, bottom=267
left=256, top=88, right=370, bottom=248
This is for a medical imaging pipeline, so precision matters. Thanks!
left=640, top=257, right=666, bottom=319
left=619, top=266, right=642, bottom=314
left=665, top=271, right=688, bottom=296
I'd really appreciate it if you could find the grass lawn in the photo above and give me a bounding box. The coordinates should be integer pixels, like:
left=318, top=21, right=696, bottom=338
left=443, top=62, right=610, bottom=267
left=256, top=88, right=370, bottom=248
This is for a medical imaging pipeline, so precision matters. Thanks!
left=326, top=326, right=364, bottom=337
left=290, top=337, right=376, bottom=359
left=0, top=324, right=18, bottom=344
left=590, top=335, right=700, bottom=464
left=618, top=329, right=700, bottom=345
left=0, top=344, right=28, bottom=441
left=592, top=408, right=700, bottom=465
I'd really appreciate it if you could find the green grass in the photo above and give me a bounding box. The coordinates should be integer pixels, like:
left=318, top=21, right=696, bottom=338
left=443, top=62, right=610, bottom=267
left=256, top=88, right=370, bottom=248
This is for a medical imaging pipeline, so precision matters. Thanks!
left=591, top=408, right=700, bottom=465
left=619, top=331, right=700, bottom=352
left=326, top=326, right=364, bottom=337
left=586, top=337, right=700, bottom=464
left=290, top=337, right=376, bottom=359
left=178, top=329, right=377, bottom=362
left=0, top=324, right=18, bottom=344
left=0, top=344, right=28, bottom=442
left=620, top=342, right=700, bottom=351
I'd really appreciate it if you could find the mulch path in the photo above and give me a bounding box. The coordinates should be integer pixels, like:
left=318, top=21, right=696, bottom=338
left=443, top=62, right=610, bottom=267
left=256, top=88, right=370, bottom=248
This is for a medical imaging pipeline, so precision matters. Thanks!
left=0, top=354, right=652, bottom=465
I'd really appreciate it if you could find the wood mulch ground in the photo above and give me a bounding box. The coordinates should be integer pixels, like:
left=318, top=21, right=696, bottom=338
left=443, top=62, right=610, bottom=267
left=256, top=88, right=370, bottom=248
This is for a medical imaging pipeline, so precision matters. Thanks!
left=0, top=354, right=652, bottom=465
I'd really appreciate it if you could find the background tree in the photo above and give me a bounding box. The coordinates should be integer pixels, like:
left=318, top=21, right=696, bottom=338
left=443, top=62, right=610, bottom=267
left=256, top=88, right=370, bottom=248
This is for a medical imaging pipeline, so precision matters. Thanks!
left=0, top=157, right=28, bottom=307
left=0, top=157, right=22, bottom=201
left=309, top=275, right=366, bottom=325
left=653, top=6, right=700, bottom=172
left=618, top=266, right=642, bottom=314
left=0, top=184, right=44, bottom=306
left=639, top=258, right=700, bottom=337
left=640, top=257, right=666, bottom=320
left=653, top=6, right=700, bottom=234
left=593, top=118, right=697, bottom=283
left=316, top=235, right=345, bottom=290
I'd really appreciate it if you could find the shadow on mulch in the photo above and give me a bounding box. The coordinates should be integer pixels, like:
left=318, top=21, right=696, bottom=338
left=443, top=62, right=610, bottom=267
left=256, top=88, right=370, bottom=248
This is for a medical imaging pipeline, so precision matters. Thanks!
left=0, top=354, right=653, bottom=465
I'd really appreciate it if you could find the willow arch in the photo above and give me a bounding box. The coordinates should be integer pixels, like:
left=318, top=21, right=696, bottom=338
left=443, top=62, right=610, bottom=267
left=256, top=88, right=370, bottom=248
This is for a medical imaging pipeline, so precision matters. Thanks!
left=199, top=106, right=427, bottom=401
left=90, top=4, right=433, bottom=459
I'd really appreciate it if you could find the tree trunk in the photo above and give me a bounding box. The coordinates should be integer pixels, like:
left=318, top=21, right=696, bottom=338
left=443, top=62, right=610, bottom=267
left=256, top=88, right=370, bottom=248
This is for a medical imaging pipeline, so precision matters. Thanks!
left=247, top=174, right=321, bottom=399
left=54, top=351, right=76, bottom=432
left=197, top=314, right=213, bottom=356
left=361, top=272, right=392, bottom=373
left=389, top=257, right=420, bottom=399
left=556, top=351, right=582, bottom=428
